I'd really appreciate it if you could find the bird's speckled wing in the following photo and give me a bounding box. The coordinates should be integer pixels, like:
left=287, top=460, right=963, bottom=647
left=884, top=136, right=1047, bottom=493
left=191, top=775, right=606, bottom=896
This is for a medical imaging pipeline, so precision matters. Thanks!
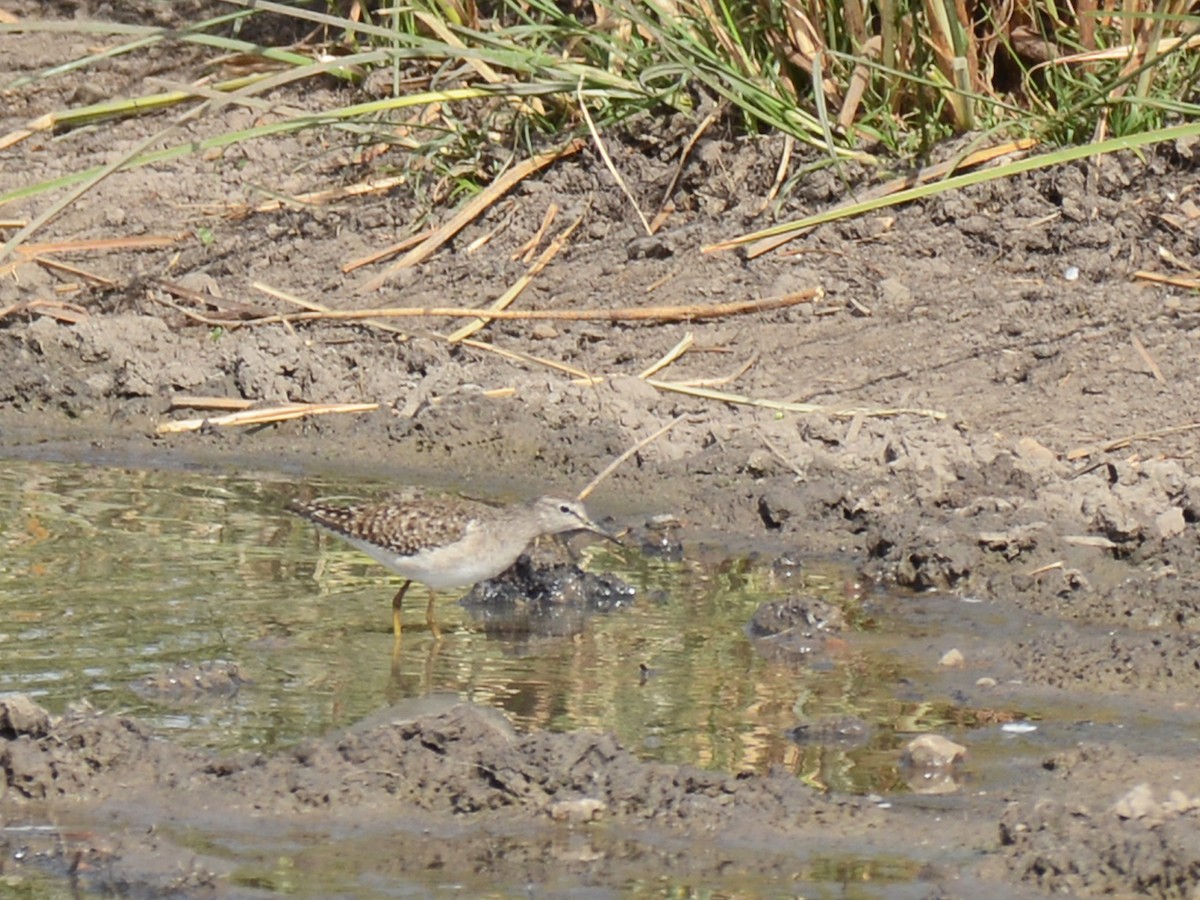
left=287, top=497, right=494, bottom=558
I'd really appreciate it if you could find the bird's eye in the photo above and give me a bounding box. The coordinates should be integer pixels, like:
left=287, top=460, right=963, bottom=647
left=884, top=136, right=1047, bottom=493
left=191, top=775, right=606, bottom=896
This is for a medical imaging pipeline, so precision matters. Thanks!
left=560, top=504, right=571, bottom=514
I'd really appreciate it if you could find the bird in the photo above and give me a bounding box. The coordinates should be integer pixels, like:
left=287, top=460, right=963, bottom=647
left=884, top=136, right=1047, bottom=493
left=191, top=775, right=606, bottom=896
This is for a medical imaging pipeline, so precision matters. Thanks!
left=287, top=493, right=613, bottom=639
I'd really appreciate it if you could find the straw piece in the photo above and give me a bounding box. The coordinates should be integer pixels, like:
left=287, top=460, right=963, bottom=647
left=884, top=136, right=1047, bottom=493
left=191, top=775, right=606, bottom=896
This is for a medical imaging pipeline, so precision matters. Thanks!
left=156, top=278, right=273, bottom=320
left=513, top=204, right=559, bottom=264
left=577, top=415, right=689, bottom=502
left=578, top=82, right=651, bottom=236
left=1066, top=421, right=1200, bottom=461
left=446, top=211, right=585, bottom=343
left=1131, top=333, right=1166, bottom=385
left=458, top=338, right=598, bottom=381
left=756, top=134, right=794, bottom=216
left=16, top=235, right=184, bottom=255
left=637, top=333, right=694, bottom=380
left=1027, top=561, right=1064, bottom=577
left=1063, top=535, right=1119, bottom=549
left=658, top=109, right=719, bottom=220
left=156, top=402, right=379, bottom=434
left=250, top=281, right=600, bottom=380
left=33, top=256, right=114, bottom=287
left=0, top=91, right=221, bottom=266
left=240, top=289, right=823, bottom=328
left=358, top=139, right=585, bottom=291
left=1134, top=270, right=1200, bottom=290
left=218, top=174, right=412, bottom=218
left=251, top=282, right=326, bottom=311
left=342, top=230, right=430, bottom=274
left=644, top=378, right=946, bottom=420
left=0, top=299, right=89, bottom=324
left=661, top=355, right=756, bottom=389
left=252, top=281, right=412, bottom=337
left=169, top=396, right=256, bottom=411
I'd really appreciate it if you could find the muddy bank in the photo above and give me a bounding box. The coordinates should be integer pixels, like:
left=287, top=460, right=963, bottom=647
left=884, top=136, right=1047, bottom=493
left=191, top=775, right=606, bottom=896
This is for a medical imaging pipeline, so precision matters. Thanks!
left=5, top=693, right=1200, bottom=897
left=0, top=695, right=896, bottom=894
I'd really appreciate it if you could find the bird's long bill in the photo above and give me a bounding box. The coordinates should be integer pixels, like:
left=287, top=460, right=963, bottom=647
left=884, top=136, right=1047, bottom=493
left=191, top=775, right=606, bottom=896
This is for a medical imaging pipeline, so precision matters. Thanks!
left=581, top=518, right=622, bottom=545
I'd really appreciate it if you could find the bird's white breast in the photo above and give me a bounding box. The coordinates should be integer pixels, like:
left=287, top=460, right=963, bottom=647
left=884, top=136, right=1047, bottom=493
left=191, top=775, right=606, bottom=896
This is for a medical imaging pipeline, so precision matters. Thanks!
left=339, top=526, right=526, bottom=588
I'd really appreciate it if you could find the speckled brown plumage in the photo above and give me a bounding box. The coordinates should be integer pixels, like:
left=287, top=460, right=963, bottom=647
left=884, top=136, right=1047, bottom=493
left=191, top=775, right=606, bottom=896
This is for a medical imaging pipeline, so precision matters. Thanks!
left=287, top=496, right=495, bottom=558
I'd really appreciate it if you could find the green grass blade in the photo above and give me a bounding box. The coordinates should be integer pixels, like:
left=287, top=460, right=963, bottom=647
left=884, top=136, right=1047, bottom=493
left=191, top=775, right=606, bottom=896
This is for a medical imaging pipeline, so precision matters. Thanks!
left=714, top=121, right=1200, bottom=249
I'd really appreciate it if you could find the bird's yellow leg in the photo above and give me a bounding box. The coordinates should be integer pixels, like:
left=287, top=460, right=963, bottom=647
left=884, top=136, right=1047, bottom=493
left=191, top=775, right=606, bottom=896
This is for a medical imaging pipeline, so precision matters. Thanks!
left=425, top=589, right=442, bottom=641
left=391, top=580, right=412, bottom=639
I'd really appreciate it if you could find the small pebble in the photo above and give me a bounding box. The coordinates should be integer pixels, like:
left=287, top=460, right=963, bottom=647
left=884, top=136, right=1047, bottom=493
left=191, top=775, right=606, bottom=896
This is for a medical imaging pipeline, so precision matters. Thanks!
left=939, top=648, right=965, bottom=668
left=903, top=734, right=967, bottom=768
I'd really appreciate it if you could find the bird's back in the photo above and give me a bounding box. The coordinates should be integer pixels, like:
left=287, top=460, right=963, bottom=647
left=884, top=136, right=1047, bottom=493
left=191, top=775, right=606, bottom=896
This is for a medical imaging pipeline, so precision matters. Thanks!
left=287, top=496, right=495, bottom=558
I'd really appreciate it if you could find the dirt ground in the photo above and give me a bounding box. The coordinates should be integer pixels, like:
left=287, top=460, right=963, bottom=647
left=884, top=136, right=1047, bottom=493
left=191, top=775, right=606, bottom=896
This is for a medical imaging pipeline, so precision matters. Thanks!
left=3, top=1, right=1200, bottom=896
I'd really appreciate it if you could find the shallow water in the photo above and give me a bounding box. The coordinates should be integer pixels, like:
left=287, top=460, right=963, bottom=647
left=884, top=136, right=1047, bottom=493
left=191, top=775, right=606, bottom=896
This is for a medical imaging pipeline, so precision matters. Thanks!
left=8, top=457, right=1198, bottom=898
left=0, top=456, right=1137, bottom=801
left=0, top=460, right=899, bottom=777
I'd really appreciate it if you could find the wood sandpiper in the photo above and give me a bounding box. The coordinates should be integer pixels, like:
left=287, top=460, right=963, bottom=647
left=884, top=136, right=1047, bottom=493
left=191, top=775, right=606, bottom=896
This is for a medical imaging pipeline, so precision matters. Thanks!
left=287, top=494, right=613, bottom=638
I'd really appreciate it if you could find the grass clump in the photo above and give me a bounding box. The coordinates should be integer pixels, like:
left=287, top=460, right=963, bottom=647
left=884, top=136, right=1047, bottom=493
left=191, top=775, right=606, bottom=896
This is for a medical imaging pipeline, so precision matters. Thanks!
left=1, top=0, right=1198, bottom=250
